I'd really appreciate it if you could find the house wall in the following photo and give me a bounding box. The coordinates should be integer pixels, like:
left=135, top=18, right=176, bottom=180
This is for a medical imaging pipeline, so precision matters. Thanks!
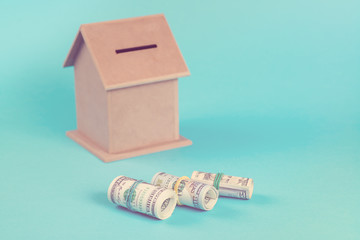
left=73, top=44, right=109, bottom=151
left=108, top=79, right=179, bottom=153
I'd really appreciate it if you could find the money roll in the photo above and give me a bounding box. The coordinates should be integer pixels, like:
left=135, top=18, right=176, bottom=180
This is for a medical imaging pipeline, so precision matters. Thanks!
left=107, top=176, right=177, bottom=220
left=191, top=171, right=254, bottom=200
left=151, top=172, right=219, bottom=211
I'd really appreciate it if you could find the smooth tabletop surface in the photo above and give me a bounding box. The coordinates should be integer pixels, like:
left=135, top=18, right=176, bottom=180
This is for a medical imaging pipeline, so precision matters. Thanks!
left=1, top=0, right=359, bottom=239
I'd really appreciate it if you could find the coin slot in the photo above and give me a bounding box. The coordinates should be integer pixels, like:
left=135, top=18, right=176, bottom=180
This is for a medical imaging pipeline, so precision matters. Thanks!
left=115, top=44, right=157, bottom=54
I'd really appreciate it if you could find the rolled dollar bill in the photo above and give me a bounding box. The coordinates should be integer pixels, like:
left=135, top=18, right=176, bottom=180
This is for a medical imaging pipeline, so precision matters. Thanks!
left=151, top=172, right=219, bottom=211
left=107, top=176, right=177, bottom=220
left=191, top=171, right=254, bottom=200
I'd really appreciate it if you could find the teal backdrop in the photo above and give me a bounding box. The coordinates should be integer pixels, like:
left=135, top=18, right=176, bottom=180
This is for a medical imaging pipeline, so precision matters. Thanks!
left=1, top=0, right=359, bottom=239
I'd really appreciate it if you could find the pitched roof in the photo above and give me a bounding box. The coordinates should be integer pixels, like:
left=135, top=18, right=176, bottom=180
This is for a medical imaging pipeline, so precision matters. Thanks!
left=63, top=14, right=190, bottom=90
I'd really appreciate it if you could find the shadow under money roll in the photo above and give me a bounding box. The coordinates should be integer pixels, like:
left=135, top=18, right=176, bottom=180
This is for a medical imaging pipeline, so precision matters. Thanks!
left=107, top=176, right=177, bottom=220
left=151, top=172, right=219, bottom=211
left=191, top=171, right=254, bottom=200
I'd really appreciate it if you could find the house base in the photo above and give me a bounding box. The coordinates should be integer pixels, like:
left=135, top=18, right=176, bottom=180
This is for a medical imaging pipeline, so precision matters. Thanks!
left=66, top=130, right=192, bottom=162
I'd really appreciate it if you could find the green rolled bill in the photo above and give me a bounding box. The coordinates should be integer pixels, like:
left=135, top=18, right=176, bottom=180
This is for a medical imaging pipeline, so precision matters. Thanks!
left=191, top=171, right=254, bottom=200
left=108, top=176, right=177, bottom=220
left=151, top=172, right=219, bottom=211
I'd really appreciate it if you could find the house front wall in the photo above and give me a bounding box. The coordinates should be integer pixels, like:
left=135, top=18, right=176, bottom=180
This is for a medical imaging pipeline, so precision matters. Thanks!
left=108, top=79, right=179, bottom=153
left=73, top=43, right=110, bottom=151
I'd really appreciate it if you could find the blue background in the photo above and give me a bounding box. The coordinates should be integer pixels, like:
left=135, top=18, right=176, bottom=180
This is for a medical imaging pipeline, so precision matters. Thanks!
left=1, top=0, right=359, bottom=239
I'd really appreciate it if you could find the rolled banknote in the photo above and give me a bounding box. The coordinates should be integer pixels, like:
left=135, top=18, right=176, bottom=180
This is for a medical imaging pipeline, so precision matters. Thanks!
left=151, top=172, right=219, bottom=211
left=191, top=171, right=254, bottom=200
left=107, top=176, right=177, bottom=220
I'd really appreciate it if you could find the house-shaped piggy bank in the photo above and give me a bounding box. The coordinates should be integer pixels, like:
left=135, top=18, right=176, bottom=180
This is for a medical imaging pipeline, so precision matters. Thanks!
left=63, top=14, right=192, bottom=162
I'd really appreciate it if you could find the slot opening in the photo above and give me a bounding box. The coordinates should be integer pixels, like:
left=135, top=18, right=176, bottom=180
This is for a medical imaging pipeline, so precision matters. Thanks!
left=115, top=44, right=157, bottom=54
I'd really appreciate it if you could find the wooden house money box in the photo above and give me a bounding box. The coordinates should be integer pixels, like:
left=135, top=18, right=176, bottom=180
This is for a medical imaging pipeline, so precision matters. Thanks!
left=63, top=14, right=192, bottom=162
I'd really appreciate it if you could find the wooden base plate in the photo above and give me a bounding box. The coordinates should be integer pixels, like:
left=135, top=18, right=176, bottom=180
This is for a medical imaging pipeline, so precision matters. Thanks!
left=66, top=130, right=192, bottom=162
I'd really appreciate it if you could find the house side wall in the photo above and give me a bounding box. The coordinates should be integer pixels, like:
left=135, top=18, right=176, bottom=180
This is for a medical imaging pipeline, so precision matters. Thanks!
left=73, top=44, right=109, bottom=151
left=108, top=79, right=179, bottom=153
